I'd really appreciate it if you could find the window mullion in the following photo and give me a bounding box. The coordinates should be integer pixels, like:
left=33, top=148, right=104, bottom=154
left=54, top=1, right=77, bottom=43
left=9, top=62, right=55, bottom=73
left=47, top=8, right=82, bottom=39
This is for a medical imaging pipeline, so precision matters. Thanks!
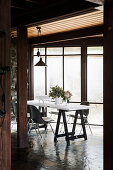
left=81, top=43, right=87, bottom=102
left=63, top=47, right=64, bottom=90
left=45, top=47, right=47, bottom=95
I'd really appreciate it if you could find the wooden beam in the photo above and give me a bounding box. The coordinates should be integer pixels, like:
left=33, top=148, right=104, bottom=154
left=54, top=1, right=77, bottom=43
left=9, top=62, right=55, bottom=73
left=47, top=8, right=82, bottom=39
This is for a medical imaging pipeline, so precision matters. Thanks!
left=11, top=0, right=37, bottom=10
left=0, top=0, right=11, bottom=170
left=104, top=1, right=113, bottom=170
left=85, top=0, right=103, bottom=5
left=32, top=36, right=103, bottom=47
left=29, top=25, right=103, bottom=45
left=17, top=26, right=28, bottom=148
left=11, top=0, right=99, bottom=28
left=28, top=45, right=34, bottom=100
left=25, top=0, right=42, bottom=4
left=38, top=36, right=103, bottom=46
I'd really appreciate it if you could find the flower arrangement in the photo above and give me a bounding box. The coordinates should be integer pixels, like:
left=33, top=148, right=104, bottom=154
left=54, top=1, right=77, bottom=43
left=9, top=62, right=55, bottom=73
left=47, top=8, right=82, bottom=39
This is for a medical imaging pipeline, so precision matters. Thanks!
left=49, top=85, right=72, bottom=103
left=64, top=90, right=72, bottom=101
left=49, top=85, right=64, bottom=99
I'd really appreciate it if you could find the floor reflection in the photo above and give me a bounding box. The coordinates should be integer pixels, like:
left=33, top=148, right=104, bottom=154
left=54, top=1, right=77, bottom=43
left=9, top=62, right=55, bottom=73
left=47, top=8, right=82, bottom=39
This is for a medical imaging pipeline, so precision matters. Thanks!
left=11, top=124, right=103, bottom=170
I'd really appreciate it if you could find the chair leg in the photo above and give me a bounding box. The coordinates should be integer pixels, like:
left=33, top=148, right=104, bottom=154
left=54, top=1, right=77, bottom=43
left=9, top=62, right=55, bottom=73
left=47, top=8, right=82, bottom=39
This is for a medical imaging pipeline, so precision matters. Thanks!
left=44, top=125, right=47, bottom=136
left=87, top=122, right=93, bottom=135
left=79, top=123, right=93, bottom=135
left=28, top=119, right=31, bottom=132
left=34, top=123, right=43, bottom=139
left=37, top=126, right=43, bottom=139
left=49, top=123, right=54, bottom=134
left=28, top=120, right=33, bottom=134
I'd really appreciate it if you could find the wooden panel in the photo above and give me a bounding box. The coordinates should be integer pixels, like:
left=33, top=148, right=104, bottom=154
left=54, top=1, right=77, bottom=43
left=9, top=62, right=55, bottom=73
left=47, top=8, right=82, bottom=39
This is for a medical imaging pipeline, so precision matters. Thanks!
left=32, top=36, right=103, bottom=47
left=29, top=25, right=103, bottom=45
left=0, top=0, right=11, bottom=170
left=11, top=10, right=103, bottom=38
left=104, top=1, right=113, bottom=170
left=28, top=45, right=34, bottom=100
left=11, top=0, right=98, bottom=27
left=85, top=0, right=103, bottom=5
left=17, top=26, right=28, bottom=148
left=28, top=10, right=103, bottom=37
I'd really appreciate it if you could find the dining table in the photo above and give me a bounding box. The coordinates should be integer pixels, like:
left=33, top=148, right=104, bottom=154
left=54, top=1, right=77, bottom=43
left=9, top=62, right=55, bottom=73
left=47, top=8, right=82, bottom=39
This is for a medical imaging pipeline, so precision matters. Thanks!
left=27, top=100, right=90, bottom=145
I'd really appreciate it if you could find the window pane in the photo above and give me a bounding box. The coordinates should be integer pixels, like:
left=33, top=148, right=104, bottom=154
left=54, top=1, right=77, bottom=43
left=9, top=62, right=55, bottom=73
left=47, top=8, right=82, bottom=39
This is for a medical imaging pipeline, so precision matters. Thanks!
left=87, top=55, right=103, bottom=103
left=87, top=47, right=103, bottom=54
left=64, top=56, right=81, bottom=102
left=88, top=104, right=103, bottom=125
left=33, top=48, right=45, bottom=55
left=64, top=47, right=81, bottom=54
left=47, top=56, right=63, bottom=94
left=34, top=56, right=45, bottom=99
left=47, top=48, right=62, bottom=55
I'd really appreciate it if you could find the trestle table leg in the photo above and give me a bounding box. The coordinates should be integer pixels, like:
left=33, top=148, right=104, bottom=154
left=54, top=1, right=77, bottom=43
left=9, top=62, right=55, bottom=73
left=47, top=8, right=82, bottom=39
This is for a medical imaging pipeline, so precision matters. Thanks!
left=62, top=110, right=70, bottom=145
left=54, top=110, right=61, bottom=142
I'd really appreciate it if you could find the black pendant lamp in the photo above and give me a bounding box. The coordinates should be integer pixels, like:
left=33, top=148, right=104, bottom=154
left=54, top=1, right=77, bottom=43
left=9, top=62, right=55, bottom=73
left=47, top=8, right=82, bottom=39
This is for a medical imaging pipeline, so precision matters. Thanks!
left=35, top=27, right=47, bottom=67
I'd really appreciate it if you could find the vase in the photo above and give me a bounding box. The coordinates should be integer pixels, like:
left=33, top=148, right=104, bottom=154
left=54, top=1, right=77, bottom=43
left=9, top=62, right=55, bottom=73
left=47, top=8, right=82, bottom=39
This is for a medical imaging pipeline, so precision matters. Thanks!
left=63, top=99, right=69, bottom=105
left=55, top=97, right=62, bottom=105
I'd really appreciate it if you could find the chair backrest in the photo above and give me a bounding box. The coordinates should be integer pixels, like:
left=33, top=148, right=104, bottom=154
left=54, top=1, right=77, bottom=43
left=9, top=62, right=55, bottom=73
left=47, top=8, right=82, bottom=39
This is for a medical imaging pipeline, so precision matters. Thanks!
left=27, top=105, right=45, bottom=124
left=12, top=102, right=17, bottom=118
left=80, top=101, right=89, bottom=116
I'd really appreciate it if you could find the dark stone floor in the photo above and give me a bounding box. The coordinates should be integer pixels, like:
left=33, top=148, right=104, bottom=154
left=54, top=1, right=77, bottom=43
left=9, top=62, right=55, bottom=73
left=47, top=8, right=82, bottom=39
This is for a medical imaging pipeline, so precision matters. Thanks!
left=11, top=125, right=103, bottom=170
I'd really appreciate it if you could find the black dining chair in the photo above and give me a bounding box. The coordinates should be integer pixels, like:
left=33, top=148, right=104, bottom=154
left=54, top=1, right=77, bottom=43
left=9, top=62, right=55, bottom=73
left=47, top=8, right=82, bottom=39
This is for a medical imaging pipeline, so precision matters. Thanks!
left=11, top=102, right=18, bottom=130
left=12, top=102, right=17, bottom=122
left=12, top=102, right=31, bottom=132
left=28, top=105, right=54, bottom=138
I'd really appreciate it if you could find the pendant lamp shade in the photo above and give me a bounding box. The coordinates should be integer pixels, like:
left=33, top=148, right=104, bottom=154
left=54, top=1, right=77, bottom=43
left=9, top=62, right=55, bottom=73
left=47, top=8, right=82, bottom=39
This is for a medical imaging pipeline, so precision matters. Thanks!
left=35, top=57, right=47, bottom=66
left=34, top=27, right=47, bottom=67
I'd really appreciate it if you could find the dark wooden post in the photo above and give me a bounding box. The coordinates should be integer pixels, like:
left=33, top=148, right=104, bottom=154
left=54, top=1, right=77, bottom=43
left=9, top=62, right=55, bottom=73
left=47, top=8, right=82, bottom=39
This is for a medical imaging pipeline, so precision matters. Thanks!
left=0, top=0, right=11, bottom=170
left=17, top=26, right=28, bottom=148
left=104, top=0, right=113, bottom=169
left=28, top=45, right=34, bottom=100
left=81, top=43, right=87, bottom=101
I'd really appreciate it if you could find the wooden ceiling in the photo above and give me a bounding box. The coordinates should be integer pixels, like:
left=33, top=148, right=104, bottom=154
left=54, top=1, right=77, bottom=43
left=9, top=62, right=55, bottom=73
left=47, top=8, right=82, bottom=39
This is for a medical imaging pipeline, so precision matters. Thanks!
left=11, top=9, right=103, bottom=38
left=11, top=0, right=101, bottom=27
left=11, top=0, right=60, bottom=17
left=11, top=0, right=103, bottom=39
left=28, top=10, right=103, bottom=38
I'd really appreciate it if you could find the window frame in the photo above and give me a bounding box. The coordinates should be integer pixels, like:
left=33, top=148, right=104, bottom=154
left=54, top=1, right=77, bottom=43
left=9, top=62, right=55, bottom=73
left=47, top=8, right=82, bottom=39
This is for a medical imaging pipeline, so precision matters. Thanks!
left=86, top=46, right=103, bottom=105
left=33, top=46, right=82, bottom=103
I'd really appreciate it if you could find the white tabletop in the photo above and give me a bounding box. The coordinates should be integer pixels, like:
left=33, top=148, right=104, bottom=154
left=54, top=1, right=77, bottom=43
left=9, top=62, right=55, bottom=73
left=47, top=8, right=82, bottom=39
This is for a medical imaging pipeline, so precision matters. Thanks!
left=27, top=100, right=90, bottom=111
left=35, top=95, right=51, bottom=102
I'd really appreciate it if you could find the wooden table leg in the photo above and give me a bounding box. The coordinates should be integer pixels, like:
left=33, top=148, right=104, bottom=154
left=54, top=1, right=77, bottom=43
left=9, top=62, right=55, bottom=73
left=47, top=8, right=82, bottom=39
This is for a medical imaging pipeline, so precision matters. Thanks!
left=62, top=110, right=70, bottom=145
left=80, top=111, right=87, bottom=140
left=54, top=110, right=61, bottom=142
left=71, top=111, right=79, bottom=136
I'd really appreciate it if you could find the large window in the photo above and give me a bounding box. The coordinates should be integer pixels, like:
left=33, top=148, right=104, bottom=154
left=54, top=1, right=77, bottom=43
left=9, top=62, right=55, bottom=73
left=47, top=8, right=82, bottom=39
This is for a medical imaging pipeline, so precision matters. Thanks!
left=34, top=48, right=46, bottom=98
left=87, top=46, right=103, bottom=125
left=33, top=47, right=81, bottom=102
left=33, top=45, right=103, bottom=125
left=64, top=47, right=81, bottom=102
left=47, top=48, right=63, bottom=94
left=87, top=47, right=103, bottom=103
